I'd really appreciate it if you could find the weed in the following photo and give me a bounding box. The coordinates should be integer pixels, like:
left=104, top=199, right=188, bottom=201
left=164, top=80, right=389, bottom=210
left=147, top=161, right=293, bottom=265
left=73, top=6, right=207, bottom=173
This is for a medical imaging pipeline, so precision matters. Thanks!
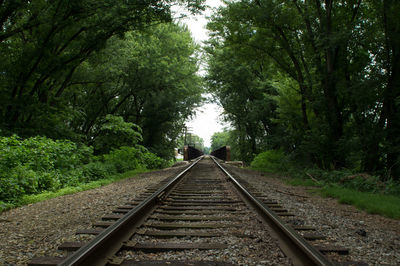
left=321, top=185, right=400, bottom=219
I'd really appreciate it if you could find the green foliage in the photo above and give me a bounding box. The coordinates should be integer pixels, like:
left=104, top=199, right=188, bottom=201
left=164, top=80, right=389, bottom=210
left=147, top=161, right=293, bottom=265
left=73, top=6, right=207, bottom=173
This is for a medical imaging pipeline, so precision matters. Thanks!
left=141, top=152, right=169, bottom=169
left=102, top=146, right=169, bottom=172
left=210, top=131, right=230, bottom=152
left=0, top=135, right=92, bottom=201
left=0, top=135, right=167, bottom=205
left=81, top=162, right=113, bottom=182
left=1, top=168, right=150, bottom=213
left=103, top=146, right=145, bottom=173
left=0, top=0, right=204, bottom=139
left=282, top=165, right=400, bottom=198
left=321, top=186, right=400, bottom=219
left=94, top=115, right=143, bottom=154
left=0, top=1, right=204, bottom=162
left=68, top=23, right=203, bottom=160
left=385, top=180, right=400, bottom=195
left=250, top=150, right=287, bottom=172
left=203, top=146, right=211, bottom=155
left=205, top=0, right=400, bottom=179
left=0, top=135, right=91, bottom=172
left=0, top=0, right=204, bottom=208
left=280, top=166, right=400, bottom=219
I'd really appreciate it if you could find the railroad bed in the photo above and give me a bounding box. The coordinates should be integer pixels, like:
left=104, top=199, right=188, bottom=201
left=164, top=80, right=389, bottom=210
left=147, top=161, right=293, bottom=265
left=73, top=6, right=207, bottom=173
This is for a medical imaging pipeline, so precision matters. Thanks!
left=29, top=157, right=360, bottom=266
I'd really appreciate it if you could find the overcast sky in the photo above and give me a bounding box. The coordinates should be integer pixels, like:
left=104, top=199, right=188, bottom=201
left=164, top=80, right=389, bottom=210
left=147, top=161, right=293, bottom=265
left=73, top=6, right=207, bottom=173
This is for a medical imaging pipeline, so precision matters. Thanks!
left=174, top=0, right=226, bottom=147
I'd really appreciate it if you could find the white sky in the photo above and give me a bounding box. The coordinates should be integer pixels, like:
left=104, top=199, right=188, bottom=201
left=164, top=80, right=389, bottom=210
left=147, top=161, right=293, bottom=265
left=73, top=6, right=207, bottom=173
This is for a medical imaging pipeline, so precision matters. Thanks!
left=173, top=0, right=226, bottom=147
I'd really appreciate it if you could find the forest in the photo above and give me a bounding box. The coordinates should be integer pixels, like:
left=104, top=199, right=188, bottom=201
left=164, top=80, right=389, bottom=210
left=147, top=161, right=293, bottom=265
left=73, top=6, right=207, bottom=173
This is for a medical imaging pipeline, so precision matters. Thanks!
left=1, top=0, right=400, bottom=215
left=0, top=0, right=205, bottom=208
left=206, top=0, right=400, bottom=183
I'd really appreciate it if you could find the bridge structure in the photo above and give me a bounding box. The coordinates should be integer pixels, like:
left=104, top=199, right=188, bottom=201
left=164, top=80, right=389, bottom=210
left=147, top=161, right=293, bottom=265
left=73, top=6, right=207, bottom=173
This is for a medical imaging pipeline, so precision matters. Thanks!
left=183, top=145, right=204, bottom=161
left=210, top=145, right=231, bottom=161
left=183, top=145, right=231, bottom=161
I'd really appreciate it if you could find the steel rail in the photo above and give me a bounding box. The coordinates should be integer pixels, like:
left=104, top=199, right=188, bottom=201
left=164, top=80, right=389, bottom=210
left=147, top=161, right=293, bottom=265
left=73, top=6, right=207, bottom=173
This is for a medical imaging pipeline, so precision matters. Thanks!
left=211, top=156, right=333, bottom=266
left=59, top=156, right=204, bottom=266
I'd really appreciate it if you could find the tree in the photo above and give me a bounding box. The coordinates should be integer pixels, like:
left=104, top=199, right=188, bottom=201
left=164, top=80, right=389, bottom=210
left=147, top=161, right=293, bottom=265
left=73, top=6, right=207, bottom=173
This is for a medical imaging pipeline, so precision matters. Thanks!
left=210, top=131, right=230, bottom=152
left=206, top=0, right=400, bottom=178
left=0, top=0, right=204, bottom=139
left=205, top=15, right=278, bottom=163
left=210, top=130, right=243, bottom=161
left=67, top=23, right=203, bottom=159
left=93, top=115, right=143, bottom=154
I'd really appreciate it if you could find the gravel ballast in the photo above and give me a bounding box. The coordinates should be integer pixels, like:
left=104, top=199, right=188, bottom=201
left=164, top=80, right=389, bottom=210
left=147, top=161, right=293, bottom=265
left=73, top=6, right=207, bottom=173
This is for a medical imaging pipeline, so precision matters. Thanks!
left=118, top=159, right=291, bottom=265
left=1, top=162, right=399, bottom=265
left=223, top=164, right=400, bottom=265
left=0, top=166, right=185, bottom=265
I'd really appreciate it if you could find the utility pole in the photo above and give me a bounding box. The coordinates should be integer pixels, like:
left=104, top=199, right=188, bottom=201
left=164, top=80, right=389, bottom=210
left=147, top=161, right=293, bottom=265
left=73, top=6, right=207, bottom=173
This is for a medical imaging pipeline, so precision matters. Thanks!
left=185, top=126, right=192, bottom=146
left=184, top=127, right=187, bottom=146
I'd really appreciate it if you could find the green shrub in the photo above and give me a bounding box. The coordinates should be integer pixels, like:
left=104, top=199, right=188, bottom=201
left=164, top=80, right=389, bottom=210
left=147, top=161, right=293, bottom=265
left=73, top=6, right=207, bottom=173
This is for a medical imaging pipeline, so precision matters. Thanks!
left=58, top=169, right=82, bottom=187
left=141, top=152, right=167, bottom=169
left=385, top=179, right=400, bottom=195
left=286, top=165, right=400, bottom=197
left=344, top=175, right=380, bottom=193
left=250, top=150, right=287, bottom=172
left=0, top=135, right=92, bottom=173
left=0, top=135, right=93, bottom=202
left=82, top=161, right=113, bottom=182
left=0, top=135, right=166, bottom=205
left=37, top=171, right=61, bottom=191
left=0, top=165, right=37, bottom=200
left=103, top=146, right=144, bottom=173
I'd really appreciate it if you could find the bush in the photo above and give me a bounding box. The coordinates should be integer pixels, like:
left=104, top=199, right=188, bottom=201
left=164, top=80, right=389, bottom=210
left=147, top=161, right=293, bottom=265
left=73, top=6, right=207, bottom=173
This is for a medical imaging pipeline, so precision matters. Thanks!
left=0, top=135, right=92, bottom=172
left=385, top=179, right=400, bottom=195
left=103, top=146, right=144, bottom=173
left=286, top=166, right=400, bottom=197
left=81, top=162, right=110, bottom=182
left=141, top=152, right=168, bottom=169
left=58, top=169, right=82, bottom=187
left=0, top=165, right=38, bottom=200
left=0, top=135, right=166, bottom=205
left=250, top=150, right=287, bottom=172
left=0, top=135, right=93, bottom=202
left=37, top=171, right=61, bottom=191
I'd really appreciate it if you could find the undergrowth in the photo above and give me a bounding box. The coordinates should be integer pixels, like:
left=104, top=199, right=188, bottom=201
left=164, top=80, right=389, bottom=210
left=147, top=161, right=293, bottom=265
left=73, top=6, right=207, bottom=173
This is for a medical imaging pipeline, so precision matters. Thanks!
left=320, top=186, right=400, bottom=219
left=250, top=149, right=400, bottom=219
left=0, top=168, right=150, bottom=212
left=0, top=135, right=169, bottom=209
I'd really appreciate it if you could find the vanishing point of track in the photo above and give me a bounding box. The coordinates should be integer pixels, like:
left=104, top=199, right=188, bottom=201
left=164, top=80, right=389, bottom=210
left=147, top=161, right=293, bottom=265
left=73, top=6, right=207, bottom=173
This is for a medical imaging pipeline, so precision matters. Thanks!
left=30, top=156, right=335, bottom=266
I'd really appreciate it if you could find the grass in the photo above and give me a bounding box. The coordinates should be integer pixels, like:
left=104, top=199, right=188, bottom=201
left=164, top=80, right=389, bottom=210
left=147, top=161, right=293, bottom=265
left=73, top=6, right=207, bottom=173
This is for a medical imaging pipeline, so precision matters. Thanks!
left=320, top=185, right=400, bottom=219
left=252, top=167, right=400, bottom=220
left=0, top=168, right=150, bottom=213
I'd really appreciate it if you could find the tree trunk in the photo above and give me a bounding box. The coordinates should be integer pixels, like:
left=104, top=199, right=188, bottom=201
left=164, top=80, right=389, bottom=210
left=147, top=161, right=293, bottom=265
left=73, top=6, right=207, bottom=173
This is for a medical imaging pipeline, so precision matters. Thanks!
left=321, top=0, right=345, bottom=167
left=382, top=0, right=400, bottom=179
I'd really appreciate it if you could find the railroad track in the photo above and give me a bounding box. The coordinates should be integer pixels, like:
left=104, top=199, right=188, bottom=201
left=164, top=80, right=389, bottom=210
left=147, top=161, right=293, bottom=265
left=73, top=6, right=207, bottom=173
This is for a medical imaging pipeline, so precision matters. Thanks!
left=29, top=156, right=357, bottom=266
